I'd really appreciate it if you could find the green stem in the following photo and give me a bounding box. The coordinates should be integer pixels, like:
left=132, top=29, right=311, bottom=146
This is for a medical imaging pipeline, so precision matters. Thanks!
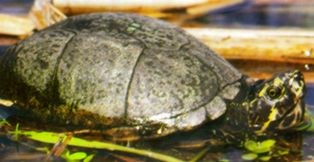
left=189, top=146, right=210, bottom=162
left=12, top=131, right=185, bottom=162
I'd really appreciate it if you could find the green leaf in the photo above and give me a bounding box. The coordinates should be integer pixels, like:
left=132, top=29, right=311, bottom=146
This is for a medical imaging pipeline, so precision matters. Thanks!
left=244, top=139, right=275, bottom=154
left=67, top=152, right=87, bottom=161
left=244, top=140, right=256, bottom=151
left=189, top=146, right=210, bottom=162
left=10, top=131, right=63, bottom=143
left=259, top=155, right=271, bottom=161
left=277, top=149, right=289, bottom=156
left=12, top=123, right=20, bottom=141
left=0, top=119, right=10, bottom=127
left=61, top=150, right=70, bottom=159
left=242, top=153, right=258, bottom=161
left=83, top=154, right=94, bottom=162
left=260, top=139, right=276, bottom=148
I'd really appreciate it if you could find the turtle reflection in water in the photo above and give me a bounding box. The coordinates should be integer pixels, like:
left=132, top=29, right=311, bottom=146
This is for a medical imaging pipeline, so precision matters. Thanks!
left=0, top=13, right=309, bottom=145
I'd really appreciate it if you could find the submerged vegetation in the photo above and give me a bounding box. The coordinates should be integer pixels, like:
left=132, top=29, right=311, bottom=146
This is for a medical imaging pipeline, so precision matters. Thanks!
left=1, top=119, right=186, bottom=161
left=0, top=115, right=314, bottom=161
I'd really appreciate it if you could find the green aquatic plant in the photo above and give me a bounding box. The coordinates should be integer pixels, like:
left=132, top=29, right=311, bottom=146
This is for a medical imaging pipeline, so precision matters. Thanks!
left=12, top=123, right=20, bottom=141
left=244, top=139, right=276, bottom=154
left=9, top=130, right=185, bottom=162
left=241, top=110, right=314, bottom=161
left=241, top=153, right=258, bottom=161
left=242, top=139, right=276, bottom=161
left=61, top=150, right=94, bottom=162
left=189, top=146, right=211, bottom=162
left=0, top=119, right=10, bottom=127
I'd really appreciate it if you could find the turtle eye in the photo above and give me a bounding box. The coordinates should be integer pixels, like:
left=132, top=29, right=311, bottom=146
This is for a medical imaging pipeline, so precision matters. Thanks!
left=266, top=86, right=282, bottom=99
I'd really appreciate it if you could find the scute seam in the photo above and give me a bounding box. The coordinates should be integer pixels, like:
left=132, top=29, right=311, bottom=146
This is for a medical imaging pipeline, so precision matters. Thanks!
left=165, top=78, right=244, bottom=121
left=124, top=47, right=146, bottom=120
left=51, top=30, right=77, bottom=106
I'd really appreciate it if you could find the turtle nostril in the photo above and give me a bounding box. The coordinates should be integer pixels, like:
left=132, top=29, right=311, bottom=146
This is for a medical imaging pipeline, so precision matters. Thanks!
left=294, top=70, right=303, bottom=80
left=288, top=70, right=305, bottom=98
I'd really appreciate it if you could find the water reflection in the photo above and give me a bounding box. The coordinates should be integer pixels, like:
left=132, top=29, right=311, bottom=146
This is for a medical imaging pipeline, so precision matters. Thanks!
left=0, top=0, right=33, bottom=15
left=194, top=1, right=314, bottom=28
left=0, top=46, right=8, bottom=54
left=306, top=84, right=314, bottom=106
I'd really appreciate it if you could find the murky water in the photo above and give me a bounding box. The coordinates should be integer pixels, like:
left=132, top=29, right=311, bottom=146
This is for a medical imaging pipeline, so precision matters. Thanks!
left=0, top=0, right=32, bottom=15
left=0, top=88, right=313, bottom=162
left=191, top=1, right=314, bottom=29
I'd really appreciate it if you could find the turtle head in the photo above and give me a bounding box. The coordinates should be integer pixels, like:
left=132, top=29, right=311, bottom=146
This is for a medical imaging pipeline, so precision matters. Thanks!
left=248, top=70, right=306, bottom=134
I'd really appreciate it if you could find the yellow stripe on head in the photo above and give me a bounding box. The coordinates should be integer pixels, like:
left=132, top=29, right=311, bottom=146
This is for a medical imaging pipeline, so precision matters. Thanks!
left=255, top=106, right=278, bottom=134
left=273, top=77, right=284, bottom=86
left=258, top=85, right=268, bottom=97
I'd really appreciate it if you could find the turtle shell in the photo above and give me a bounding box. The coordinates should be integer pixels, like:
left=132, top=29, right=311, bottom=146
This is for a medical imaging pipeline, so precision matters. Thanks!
left=0, top=13, right=243, bottom=139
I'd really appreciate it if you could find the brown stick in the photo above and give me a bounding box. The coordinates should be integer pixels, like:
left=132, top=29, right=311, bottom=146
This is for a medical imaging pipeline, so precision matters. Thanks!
left=185, top=28, right=314, bottom=82
left=185, top=28, right=314, bottom=64
left=0, top=14, right=34, bottom=36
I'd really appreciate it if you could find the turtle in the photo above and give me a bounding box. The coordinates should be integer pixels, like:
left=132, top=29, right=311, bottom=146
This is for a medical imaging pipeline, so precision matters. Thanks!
left=0, top=13, right=308, bottom=142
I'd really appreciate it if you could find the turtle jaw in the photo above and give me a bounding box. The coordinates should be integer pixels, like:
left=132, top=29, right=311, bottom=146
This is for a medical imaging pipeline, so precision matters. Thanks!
left=276, top=99, right=305, bottom=131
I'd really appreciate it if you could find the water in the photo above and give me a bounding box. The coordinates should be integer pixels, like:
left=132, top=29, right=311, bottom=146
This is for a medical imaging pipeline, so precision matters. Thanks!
left=192, top=1, right=314, bottom=29
left=0, top=46, right=8, bottom=54
left=0, top=0, right=33, bottom=15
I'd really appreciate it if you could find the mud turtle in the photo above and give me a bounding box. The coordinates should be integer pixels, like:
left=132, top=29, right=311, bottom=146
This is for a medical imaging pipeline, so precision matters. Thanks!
left=0, top=13, right=307, bottom=141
